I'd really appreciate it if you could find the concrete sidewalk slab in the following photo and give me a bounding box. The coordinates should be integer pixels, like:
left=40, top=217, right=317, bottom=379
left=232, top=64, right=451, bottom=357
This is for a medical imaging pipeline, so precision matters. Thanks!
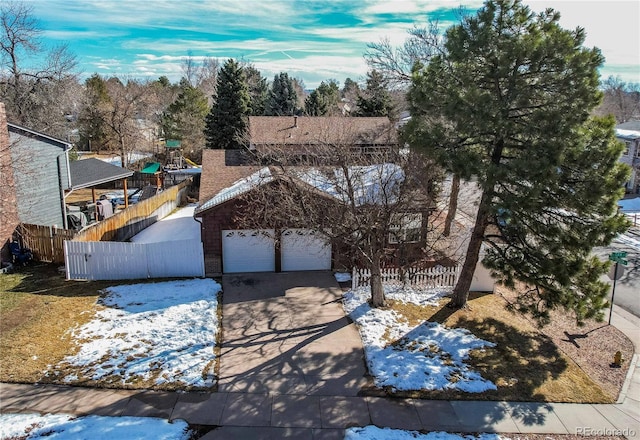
left=318, top=396, right=371, bottom=429
left=220, top=393, right=272, bottom=427
left=171, top=392, right=229, bottom=425
left=450, top=401, right=520, bottom=433
left=271, top=395, right=322, bottom=428
left=506, top=402, right=568, bottom=434
left=366, top=397, right=422, bottom=430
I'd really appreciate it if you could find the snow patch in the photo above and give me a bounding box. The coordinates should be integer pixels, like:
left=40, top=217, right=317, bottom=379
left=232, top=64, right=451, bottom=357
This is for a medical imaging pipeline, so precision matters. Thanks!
left=0, top=413, right=190, bottom=440
left=343, top=286, right=496, bottom=393
left=345, top=426, right=508, bottom=440
left=50, top=279, right=221, bottom=388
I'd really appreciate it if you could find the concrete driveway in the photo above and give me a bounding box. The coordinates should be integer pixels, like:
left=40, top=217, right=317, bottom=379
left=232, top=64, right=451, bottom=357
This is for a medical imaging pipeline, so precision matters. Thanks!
left=218, top=271, right=370, bottom=396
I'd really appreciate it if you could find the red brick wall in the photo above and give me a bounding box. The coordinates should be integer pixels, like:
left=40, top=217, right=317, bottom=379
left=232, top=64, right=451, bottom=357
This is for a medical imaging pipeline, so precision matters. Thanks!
left=0, top=102, right=20, bottom=264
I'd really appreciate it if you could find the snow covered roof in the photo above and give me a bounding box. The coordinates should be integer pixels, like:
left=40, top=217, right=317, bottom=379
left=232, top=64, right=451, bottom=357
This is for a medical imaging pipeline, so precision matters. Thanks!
left=295, top=163, right=405, bottom=207
left=195, top=163, right=406, bottom=215
left=195, top=167, right=273, bottom=214
left=616, top=128, right=640, bottom=140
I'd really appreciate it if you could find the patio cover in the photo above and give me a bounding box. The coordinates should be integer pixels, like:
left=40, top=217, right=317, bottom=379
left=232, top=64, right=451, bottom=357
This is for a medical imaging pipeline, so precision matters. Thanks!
left=69, top=158, right=134, bottom=189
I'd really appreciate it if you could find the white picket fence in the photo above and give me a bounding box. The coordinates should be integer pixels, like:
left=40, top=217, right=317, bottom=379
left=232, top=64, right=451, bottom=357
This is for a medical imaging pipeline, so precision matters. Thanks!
left=352, top=265, right=459, bottom=289
left=64, top=240, right=205, bottom=280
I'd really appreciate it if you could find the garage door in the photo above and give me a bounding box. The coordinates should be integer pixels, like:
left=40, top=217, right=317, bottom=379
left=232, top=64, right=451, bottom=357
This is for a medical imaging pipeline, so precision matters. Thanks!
left=222, top=229, right=275, bottom=273
left=281, top=229, right=331, bottom=271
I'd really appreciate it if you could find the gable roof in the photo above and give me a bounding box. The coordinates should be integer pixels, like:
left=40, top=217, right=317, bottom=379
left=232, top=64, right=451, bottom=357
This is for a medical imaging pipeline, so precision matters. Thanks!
left=196, top=162, right=406, bottom=216
left=195, top=167, right=273, bottom=214
left=248, top=116, right=397, bottom=147
left=8, top=123, right=72, bottom=150
left=69, top=158, right=134, bottom=189
left=198, top=149, right=261, bottom=205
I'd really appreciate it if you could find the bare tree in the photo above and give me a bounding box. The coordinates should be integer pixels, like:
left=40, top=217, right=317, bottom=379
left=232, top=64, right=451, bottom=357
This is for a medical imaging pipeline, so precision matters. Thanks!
left=0, top=1, right=78, bottom=135
left=102, top=78, right=153, bottom=167
left=594, top=76, right=640, bottom=123
left=181, top=53, right=219, bottom=104
left=235, top=123, right=447, bottom=307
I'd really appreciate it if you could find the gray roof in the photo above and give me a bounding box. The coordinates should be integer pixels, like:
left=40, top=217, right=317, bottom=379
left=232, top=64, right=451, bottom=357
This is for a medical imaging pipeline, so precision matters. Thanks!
left=69, top=158, right=134, bottom=189
left=8, top=123, right=72, bottom=150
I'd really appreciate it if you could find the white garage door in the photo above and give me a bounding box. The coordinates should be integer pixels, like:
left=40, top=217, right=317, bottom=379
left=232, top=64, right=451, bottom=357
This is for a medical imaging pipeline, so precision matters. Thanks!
left=222, top=229, right=275, bottom=273
left=281, top=229, right=331, bottom=271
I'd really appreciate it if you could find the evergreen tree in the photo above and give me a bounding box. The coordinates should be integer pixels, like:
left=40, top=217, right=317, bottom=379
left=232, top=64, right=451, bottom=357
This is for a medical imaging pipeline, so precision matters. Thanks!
left=78, top=74, right=111, bottom=153
left=304, top=80, right=340, bottom=116
left=403, top=0, right=630, bottom=323
left=356, top=70, right=393, bottom=117
left=163, top=78, right=208, bottom=153
left=266, top=72, right=297, bottom=116
left=244, top=65, right=268, bottom=116
left=204, top=58, right=250, bottom=149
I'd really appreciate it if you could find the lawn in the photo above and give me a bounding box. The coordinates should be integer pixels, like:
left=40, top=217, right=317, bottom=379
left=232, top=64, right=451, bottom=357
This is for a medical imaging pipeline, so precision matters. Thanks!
left=0, top=264, right=221, bottom=391
left=344, top=283, right=632, bottom=403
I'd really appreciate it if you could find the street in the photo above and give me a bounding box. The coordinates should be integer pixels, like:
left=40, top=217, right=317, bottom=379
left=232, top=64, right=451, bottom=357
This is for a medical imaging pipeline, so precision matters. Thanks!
left=594, top=230, right=640, bottom=318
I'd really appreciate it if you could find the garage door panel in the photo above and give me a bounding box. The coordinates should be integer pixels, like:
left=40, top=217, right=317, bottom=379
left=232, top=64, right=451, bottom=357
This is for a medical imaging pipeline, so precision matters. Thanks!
left=222, top=229, right=275, bottom=273
left=281, top=229, right=331, bottom=271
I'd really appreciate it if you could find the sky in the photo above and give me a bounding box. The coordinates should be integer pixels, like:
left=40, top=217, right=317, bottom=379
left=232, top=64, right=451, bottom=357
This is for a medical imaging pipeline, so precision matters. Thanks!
left=24, top=0, right=640, bottom=89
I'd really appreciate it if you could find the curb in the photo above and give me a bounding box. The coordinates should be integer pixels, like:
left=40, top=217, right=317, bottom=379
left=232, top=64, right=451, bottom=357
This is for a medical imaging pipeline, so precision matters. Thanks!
left=617, top=352, right=638, bottom=404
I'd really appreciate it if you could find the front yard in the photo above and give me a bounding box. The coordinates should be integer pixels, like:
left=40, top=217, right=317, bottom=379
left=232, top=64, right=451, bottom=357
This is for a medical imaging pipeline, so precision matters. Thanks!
left=0, top=264, right=633, bottom=403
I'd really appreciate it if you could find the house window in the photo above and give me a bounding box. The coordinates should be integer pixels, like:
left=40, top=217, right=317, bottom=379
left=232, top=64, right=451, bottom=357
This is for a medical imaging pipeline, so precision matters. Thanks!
left=622, top=141, right=630, bottom=156
left=635, top=142, right=640, bottom=158
left=389, top=213, right=422, bottom=244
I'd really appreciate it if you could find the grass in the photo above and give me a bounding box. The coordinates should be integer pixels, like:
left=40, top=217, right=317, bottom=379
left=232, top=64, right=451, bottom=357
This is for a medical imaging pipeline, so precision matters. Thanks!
left=380, top=292, right=614, bottom=403
left=0, top=264, right=112, bottom=384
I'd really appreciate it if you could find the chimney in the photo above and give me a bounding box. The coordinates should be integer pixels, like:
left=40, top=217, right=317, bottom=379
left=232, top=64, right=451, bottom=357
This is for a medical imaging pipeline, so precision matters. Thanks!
left=293, top=115, right=298, bottom=128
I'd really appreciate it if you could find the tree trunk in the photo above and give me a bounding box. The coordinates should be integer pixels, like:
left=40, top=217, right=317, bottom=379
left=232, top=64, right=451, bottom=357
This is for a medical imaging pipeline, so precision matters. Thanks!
left=370, top=252, right=386, bottom=308
left=120, top=138, right=126, bottom=168
left=450, top=189, right=492, bottom=307
left=444, top=174, right=460, bottom=237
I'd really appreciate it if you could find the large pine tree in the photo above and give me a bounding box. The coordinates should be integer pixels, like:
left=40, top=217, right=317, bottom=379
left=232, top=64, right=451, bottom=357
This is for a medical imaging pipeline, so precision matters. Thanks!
left=356, top=70, right=393, bottom=117
left=266, top=72, right=297, bottom=116
left=403, top=0, right=630, bottom=323
left=204, top=59, right=250, bottom=149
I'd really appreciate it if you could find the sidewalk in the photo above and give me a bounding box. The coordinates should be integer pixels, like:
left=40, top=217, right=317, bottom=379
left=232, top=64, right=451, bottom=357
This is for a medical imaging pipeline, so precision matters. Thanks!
left=1, top=310, right=639, bottom=439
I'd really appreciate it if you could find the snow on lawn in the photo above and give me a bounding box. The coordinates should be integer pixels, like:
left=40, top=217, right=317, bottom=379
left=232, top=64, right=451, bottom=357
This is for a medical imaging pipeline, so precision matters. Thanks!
left=49, top=279, right=221, bottom=389
left=130, top=204, right=200, bottom=243
left=343, top=286, right=497, bottom=393
left=345, top=426, right=507, bottom=440
left=0, top=413, right=190, bottom=440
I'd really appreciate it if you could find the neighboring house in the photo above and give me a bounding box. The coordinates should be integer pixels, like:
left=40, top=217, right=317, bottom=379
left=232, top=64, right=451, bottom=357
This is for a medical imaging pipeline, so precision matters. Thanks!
left=6, top=118, right=73, bottom=229
left=616, top=120, right=640, bottom=193
left=248, top=116, right=397, bottom=160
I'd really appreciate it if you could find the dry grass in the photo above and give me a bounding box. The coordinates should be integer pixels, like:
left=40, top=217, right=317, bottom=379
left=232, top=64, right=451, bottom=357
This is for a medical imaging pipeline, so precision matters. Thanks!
left=380, top=291, right=625, bottom=403
left=0, top=264, right=111, bottom=383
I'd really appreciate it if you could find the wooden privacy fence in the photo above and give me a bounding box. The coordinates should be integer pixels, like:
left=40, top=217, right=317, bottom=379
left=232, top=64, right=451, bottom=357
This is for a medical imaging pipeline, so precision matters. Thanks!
left=352, top=265, right=459, bottom=289
left=65, top=239, right=205, bottom=280
left=17, top=224, right=75, bottom=263
left=73, top=178, right=191, bottom=243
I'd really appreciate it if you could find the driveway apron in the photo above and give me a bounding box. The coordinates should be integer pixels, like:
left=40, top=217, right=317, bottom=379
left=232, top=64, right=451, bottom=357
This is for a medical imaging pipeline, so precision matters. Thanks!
left=218, top=272, right=370, bottom=396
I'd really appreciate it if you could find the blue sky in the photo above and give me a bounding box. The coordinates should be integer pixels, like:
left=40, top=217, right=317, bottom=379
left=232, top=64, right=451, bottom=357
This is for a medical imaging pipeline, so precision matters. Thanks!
left=27, top=0, right=640, bottom=88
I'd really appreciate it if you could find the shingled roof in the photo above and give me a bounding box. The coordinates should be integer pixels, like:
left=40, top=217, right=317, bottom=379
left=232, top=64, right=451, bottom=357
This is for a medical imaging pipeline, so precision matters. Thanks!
left=248, top=116, right=397, bottom=147
left=198, top=150, right=261, bottom=205
left=69, top=158, right=133, bottom=189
